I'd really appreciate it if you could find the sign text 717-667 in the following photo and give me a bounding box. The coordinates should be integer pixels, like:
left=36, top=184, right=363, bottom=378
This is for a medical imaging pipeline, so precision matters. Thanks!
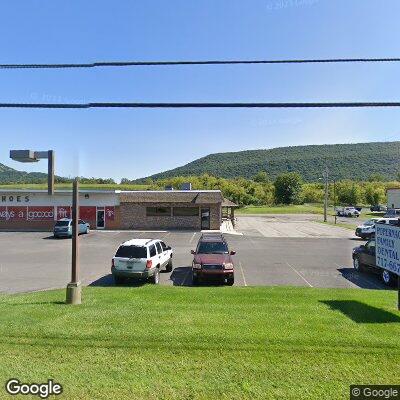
left=375, top=224, right=400, bottom=277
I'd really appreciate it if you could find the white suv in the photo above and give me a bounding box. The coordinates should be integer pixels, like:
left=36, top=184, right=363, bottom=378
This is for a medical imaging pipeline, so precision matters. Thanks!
left=112, top=239, right=173, bottom=285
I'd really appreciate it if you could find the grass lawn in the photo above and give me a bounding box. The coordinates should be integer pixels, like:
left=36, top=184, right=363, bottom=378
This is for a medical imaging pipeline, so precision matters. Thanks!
left=0, top=286, right=399, bottom=400
left=236, top=203, right=328, bottom=215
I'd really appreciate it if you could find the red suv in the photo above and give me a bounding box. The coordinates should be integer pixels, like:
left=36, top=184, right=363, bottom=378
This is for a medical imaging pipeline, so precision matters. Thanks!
left=191, top=233, right=235, bottom=285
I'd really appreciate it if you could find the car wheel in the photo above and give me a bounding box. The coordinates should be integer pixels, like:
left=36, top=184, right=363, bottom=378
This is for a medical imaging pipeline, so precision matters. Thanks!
left=165, top=258, right=173, bottom=272
left=150, top=268, right=160, bottom=284
left=382, top=269, right=396, bottom=286
left=114, top=275, right=125, bottom=285
left=353, top=257, right=364, bottom=272
left=226, top=277, right=234, bottom=286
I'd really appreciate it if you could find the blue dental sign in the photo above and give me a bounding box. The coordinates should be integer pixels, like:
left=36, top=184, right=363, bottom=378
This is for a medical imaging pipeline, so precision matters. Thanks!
left=376, top=224, right=400, bottom=277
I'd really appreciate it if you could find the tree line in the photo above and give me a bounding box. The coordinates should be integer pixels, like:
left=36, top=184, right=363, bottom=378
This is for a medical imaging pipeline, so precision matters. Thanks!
left=122, top=172, right=400, bottom=206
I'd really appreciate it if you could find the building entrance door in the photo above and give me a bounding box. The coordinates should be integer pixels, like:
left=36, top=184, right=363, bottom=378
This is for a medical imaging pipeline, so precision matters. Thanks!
left=97, top=208, right=105, bottom=229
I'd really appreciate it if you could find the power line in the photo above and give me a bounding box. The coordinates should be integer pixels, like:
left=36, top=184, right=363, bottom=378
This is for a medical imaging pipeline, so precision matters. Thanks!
left=1, top=58, right=400, bottom=69
left=1, top=102, right=400, bottom=109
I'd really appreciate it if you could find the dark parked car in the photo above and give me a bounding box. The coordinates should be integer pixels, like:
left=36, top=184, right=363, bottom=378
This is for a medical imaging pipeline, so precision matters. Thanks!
left=352, top=239, right=398, bottom=286
left=370, top=204, right=387, bottom=212
left=384, top=208, right=400, bottom=218
left=191, top=233, right=235, bottom=285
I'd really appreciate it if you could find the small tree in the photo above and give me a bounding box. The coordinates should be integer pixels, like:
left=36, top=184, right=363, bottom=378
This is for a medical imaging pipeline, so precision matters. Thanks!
left=368, top=173, right=385, bottom=182
left=336, top=180, right=362, bottom=205
left=253, top=171, right=270, bottom=183
left=274, top=172, right=303, bottom=204
left=365, top=183, right=385, bottom=205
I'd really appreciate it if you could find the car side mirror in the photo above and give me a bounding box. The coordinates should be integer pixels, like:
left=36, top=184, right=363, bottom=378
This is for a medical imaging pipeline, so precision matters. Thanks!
left=166, top=246, right=171, bottom=250
left=230, top=250, right=236, bottom=255
left=191, top=250, right=196, bottom=255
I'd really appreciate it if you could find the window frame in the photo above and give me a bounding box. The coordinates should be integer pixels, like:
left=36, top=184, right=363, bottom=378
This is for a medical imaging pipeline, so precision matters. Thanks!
left=146, top=207, right=172, bottom=217
left=149, top=244, right=157, bottom=257
left=173, top=207, right=199, bottom=217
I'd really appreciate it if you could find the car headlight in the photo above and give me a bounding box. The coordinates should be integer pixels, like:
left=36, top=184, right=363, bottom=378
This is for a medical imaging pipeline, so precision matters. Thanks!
left=193, top=263, right=202, bottom=269
left=224, top=262, right=234, bottom=270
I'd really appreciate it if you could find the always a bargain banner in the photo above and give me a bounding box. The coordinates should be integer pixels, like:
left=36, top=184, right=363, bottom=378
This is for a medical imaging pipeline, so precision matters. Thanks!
left=0, top=206, right=107, bottom=222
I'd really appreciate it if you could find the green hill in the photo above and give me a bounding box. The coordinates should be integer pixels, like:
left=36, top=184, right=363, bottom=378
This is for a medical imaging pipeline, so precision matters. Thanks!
left=139, top=141, right=400, bottom=182
left=0, top=163, right=14, bottom=173
left=0, top=163, right=52, bottom=184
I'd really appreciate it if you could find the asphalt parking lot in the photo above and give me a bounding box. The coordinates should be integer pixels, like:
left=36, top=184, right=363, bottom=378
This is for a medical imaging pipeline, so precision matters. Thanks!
left=0, top=215, right=389, bottom=294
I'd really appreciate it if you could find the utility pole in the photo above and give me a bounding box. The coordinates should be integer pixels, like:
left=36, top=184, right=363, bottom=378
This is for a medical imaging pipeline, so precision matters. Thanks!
left=323, top=167, right=329, bottom=223
left=47, top=150, right=55, bottom=195
left=66, top=178, right=81, bottom=305
left=333, top=179, right=337, bottom=224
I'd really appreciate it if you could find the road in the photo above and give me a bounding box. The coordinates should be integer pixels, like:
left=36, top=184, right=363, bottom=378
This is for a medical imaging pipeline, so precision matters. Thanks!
left=0, top=215, right=389, bottom=293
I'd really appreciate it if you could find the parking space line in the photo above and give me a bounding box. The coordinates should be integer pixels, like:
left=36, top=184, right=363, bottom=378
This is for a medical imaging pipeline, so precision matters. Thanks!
left=286, top=262, right=313, bottom=287
left=189, top=232, right=197, bottom=244
left=239, top=261, right=247, bottom=286
left=334, top=263, right=382, bottom=289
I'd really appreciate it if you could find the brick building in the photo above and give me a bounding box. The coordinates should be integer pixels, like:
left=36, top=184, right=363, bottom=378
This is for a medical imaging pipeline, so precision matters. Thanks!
left=0, top=189, right=223, bottom=231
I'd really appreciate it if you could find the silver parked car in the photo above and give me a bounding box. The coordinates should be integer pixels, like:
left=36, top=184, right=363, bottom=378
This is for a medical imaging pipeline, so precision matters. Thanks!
left=53, top=218, right=90, bottom=238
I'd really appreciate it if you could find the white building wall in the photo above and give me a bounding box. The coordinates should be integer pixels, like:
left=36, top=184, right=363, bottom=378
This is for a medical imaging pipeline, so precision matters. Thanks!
left=0, top=191, right=119, bottom=207
left=387, top=189, right=400, bottom=209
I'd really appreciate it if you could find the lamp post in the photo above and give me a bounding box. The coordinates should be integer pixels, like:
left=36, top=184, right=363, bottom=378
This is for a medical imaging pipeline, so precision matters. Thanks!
left=66, top=177, right=81, bottom=305
left=10, top=150, right=55, bottom=195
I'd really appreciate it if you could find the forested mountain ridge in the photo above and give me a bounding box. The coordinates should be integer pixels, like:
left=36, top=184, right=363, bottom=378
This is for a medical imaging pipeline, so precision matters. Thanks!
left=137, top=141, right=400, bottom=182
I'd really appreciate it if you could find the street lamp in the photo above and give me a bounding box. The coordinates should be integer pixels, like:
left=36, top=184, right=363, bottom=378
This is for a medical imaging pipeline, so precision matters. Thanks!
left=10, top=150, right=55, bottom=195
left=11, top=149, right=80, bottom=304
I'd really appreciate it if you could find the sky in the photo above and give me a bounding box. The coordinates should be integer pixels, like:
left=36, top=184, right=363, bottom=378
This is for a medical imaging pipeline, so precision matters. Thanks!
left=0, top=0, right=400, bottom=181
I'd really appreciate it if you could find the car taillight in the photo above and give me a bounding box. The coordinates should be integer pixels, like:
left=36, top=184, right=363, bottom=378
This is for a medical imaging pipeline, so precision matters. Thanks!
left=146, top=260, right=153, bottom=269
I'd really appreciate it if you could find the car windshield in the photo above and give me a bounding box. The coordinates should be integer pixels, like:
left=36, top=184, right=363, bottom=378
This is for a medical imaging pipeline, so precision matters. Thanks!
left=197, top=241, right=228, bottom=254
left=115, top=246, right=147, bottom=258
left=363, top=220, right=375, bottom=226
left=55, top=221, right=70, bottom=227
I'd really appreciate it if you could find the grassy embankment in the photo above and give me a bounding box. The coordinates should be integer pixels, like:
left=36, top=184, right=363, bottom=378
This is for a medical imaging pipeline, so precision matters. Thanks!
left=237, top=203, right=383, bottom=219
left=0, top=286, right=399, bottom=400
left=236, top=203, right=327, bottom=215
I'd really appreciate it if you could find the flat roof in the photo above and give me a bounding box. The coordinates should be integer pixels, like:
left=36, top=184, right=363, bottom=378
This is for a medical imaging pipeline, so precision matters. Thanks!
left=0, top=189, right=115, bottom=194
left=119, top=190, right=223, bottom=204
left=0, top=189, right=222, bottom=194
